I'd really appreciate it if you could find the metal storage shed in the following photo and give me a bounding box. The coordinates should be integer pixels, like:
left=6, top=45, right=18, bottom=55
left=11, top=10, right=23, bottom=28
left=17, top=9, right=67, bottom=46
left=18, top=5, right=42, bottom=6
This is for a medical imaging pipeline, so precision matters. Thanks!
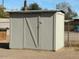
left=8, top=10, right=64, bottom=51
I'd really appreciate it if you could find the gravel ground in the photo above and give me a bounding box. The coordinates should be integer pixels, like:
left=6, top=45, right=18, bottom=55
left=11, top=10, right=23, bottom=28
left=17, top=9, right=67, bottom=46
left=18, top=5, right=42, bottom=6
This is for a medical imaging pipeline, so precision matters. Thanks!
left=0, top=47, right=79, bottom=59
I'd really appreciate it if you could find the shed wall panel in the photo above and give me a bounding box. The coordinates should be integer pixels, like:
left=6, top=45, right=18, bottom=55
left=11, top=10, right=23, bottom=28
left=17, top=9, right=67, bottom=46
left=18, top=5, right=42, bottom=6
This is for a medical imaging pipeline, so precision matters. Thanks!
left=55, top=12, right=64, bottom=50
left=39, top=16, right=53, bottom=50
left=24, top=17, right=38, bottom=48
left=9, top=12, right=64, bottom=51
left=10, top=18, right=24, bottom=48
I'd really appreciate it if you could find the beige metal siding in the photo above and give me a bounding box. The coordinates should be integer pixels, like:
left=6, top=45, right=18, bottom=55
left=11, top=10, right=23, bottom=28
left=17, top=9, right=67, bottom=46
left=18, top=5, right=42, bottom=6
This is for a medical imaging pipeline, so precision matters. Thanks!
left=10, top=18, right=24, bottom=49
left=10, top=12, right=64, bottom=51
left=39, top=16, right=53, bottom=50
left=24, top=17, right=38, bottom=48
left=54, top=12, right=64, bottom=50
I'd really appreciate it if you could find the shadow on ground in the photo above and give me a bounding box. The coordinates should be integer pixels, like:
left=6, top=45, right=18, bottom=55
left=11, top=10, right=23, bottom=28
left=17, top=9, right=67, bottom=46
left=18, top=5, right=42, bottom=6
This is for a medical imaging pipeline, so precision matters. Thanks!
left=0, top=43, right=9, bottom=49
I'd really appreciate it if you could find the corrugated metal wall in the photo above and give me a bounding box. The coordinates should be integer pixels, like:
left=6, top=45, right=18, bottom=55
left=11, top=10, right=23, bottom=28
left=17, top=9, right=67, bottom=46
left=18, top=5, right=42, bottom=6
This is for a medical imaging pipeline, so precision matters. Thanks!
left=10, top=12, right=64, bottom=51
left=10, top=18, right=24, bottom=48
left=55, top=12, right=64, bottom=50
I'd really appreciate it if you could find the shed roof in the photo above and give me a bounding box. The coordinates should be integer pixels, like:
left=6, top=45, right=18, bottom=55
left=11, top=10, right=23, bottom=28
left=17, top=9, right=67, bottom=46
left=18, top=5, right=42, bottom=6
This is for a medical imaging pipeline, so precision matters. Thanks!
left=72, top=16, right=79, bottom=19
left=7, top=10, right=64, bottom=14
left=64, top=20, right=74, bottom=22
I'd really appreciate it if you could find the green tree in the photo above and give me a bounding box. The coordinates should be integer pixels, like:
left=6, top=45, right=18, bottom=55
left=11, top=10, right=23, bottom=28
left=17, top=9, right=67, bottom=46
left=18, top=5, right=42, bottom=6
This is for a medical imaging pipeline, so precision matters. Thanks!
left=28, top=3, right=42, bottom=10
left=0, top=5, right=9, bottom=18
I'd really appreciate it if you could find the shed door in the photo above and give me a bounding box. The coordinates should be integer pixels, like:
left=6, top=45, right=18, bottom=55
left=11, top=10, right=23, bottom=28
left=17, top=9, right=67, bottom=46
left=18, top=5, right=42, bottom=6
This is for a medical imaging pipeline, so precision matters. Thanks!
left=39, top=16, right=53, bottom=50
left=24, top=17, right=38, bottom=48
left=24, top=16, right=53, bottom=50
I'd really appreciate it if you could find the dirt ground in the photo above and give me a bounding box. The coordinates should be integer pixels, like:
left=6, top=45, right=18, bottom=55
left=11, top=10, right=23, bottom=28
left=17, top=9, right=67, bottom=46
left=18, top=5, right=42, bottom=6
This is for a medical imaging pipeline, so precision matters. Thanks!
left=0, top=47, right=78, bottom=59
left=0, top=31, right=79, bottom=59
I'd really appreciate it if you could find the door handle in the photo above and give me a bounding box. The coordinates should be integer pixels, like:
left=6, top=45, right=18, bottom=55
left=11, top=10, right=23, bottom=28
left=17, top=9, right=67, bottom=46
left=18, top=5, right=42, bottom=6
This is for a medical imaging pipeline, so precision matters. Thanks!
left=39, top=21, right=42, bottom=24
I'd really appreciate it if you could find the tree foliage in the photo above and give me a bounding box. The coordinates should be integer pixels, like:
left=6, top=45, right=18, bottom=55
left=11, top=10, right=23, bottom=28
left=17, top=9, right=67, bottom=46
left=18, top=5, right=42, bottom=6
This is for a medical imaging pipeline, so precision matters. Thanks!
left=56, top=2, right=78, bottom=20
left=0, top=5, right=9, bottom=18
left=21, top=3, right=42, bottom=11
left=28, top=3, right=41, bottom=10
left=28, top=3, right=42, bottom=10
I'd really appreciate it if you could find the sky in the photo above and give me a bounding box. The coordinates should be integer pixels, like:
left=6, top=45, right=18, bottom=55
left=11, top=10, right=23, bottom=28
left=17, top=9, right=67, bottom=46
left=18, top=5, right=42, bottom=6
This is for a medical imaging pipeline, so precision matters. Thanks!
left=0, top=0, right=79, bottom=15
